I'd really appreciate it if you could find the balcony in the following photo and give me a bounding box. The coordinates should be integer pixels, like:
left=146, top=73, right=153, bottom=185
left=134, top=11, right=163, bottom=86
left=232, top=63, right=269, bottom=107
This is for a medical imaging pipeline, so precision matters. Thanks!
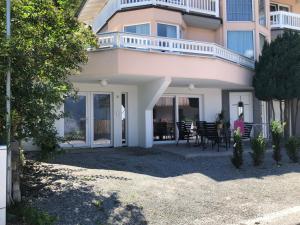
left=270, top=11, right=300, bottom=31
left=97, top=32, right=254, bottom=69
left=92, top=0, right=219, bottom=33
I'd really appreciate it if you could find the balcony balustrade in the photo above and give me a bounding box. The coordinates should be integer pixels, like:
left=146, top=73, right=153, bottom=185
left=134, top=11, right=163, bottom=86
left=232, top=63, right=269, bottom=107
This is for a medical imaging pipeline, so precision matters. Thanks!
left=271, top=11, right=300, bottom=31
left=93, top=0, right=219, bottom=32
left=97, top=32, right=255, bottom=69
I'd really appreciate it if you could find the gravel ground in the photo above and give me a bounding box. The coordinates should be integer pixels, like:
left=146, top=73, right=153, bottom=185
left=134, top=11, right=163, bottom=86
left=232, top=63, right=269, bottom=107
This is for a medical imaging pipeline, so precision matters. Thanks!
left=23, top=147, right=300, bottom=225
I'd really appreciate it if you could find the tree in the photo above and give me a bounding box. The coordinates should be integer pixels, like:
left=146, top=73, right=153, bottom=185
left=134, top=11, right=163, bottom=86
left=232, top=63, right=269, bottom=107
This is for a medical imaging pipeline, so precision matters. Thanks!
left=253, top=31, right=300, bottom=136
left=0, top=0, right=96, bottom=203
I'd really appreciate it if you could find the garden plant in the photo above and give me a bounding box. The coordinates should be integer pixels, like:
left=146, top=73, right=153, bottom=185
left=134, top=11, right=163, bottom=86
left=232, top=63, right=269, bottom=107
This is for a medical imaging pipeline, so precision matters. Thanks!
left=250, top=133, right=266, bottom=166
left=231, top=128, right=243, bottom=169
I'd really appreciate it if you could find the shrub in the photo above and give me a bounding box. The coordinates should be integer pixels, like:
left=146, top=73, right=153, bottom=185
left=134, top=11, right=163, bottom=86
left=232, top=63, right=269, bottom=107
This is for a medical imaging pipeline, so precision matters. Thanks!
left=250, top=133, right=266, bottom=166
left=271, top=120, right=285, bottom=165
left=231, top=128, right=243, bottom=168
left=285, top=136, right=300, bottom=163
left=8, top=203, right=56, bottom=225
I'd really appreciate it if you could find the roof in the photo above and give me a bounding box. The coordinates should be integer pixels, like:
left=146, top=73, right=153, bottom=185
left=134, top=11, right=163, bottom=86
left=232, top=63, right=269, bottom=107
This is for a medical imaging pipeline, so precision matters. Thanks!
left=77, top=0, right=108, bottom=25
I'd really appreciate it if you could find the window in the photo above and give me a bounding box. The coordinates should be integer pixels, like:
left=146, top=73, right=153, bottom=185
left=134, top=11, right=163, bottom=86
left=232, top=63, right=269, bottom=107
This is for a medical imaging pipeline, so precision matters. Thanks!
left=157, top=23, right=178, bottom=38
left=270, top=3, right=289, bottom=12
left=227, top=31, right=254, bottom=59
left=124, top=23, right=150, bottom=35
left=227, top=0, right=253, bottom=21
left=259, top=0, right=266, bottom=26
left=259, top=33, right=266, bottom=54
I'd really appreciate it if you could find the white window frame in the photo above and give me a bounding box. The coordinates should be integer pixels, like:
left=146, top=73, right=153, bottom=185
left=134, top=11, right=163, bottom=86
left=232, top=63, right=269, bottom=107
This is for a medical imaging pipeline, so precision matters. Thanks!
left=157, top=22, right=180, bottom=39
left=153, top=94, right=204, bottom=144
left=226, top=30, right=256, bottom=60
left=123, top=22, right=151, bottom=36
left=270, top=2, right=290, bottom=12
left=61, top=92, right=91, bottom=148
left=91, top=92, right=114, bottom=148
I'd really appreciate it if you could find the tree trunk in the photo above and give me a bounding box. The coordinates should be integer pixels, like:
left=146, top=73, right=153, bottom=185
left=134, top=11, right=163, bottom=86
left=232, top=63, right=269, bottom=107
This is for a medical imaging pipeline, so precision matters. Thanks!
left=270, top=100, right=275, bottom=121
left=283, top=99, right=289, bottom=139
left=11, top=141, right=21, bottom=203
left=291, top=99, right=295, bottom=136
left=279, top=100, right=283, bottom=122
left=295, top=98, right=300, bottom=136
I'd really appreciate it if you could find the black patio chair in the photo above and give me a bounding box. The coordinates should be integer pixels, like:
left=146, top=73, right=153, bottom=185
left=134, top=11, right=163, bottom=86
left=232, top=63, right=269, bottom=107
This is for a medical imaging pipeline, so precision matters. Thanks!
left=204, top=122, right=220, bottom=151
left=242, top=122, right=253, bottom=141
left=196, top=121, right=206, bottom=148
left=154, top=122, right=168, bottom=141
left=176, top=121, right=193, bottom=145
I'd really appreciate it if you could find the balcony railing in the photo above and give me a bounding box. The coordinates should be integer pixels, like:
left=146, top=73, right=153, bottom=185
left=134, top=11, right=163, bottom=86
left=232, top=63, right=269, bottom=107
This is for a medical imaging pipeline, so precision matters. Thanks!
left=97, top=32, right=255, bottom=69
left=270, top=11, right=300, bottom=31
left=92, top=0, right=219, bottom=33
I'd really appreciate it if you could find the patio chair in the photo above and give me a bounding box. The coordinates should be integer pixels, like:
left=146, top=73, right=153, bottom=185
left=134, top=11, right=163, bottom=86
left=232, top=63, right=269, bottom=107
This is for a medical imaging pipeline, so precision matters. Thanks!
left=154, top=122, right=168, bottom=141
left=176, top=121, right=193, bottom=145
left=196, top=121, right=206, bottom=148
left=242, top=122, right=253, bottom=141
left=204, top=122, right=220, bottom=151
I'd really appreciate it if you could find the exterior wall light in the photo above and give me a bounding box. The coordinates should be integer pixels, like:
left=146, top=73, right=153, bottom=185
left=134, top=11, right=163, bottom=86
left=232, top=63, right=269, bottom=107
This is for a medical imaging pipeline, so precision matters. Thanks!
left=100, top=79, right=108, bottom=86
left=188, top=84, right=195, bottom=90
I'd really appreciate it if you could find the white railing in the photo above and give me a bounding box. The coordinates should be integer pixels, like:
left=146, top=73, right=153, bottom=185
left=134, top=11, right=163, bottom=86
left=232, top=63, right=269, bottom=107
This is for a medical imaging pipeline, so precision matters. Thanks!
left=97, top=32, right=255, bottom=69
left=92, top=0, right=219, bottom=33
left=270, top=11, right=300, bottom=31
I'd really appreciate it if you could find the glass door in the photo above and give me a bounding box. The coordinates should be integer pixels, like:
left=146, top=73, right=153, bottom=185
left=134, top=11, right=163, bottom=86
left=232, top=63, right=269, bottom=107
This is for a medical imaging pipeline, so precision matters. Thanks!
left=178, top=97, right=200, bottom=127
left=122, top=93, right=128, bottom=146
left=92, top=93, right=112, bottom=146
left=64, top=94, right=88, bottom=146
left=153, top=96, right=176, bottom=141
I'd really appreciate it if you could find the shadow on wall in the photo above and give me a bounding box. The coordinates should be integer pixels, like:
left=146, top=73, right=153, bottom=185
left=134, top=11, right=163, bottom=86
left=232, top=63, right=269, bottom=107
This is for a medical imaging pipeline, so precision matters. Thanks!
left=22, top=161, right=147, bottom=225
left=46, top=147, right=300, bottom=182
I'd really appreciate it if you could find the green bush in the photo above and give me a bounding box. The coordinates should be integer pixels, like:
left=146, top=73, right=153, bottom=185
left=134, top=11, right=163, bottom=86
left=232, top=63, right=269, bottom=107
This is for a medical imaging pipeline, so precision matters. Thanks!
left=231, top=128, right=243, bottom=169
left=8, top=203, right=57, bottom=225
left=285, top=136, right=300, bottom=163
left=250, top=133, right=266, bottom=166
left=271, top=120, right=285, bottom=165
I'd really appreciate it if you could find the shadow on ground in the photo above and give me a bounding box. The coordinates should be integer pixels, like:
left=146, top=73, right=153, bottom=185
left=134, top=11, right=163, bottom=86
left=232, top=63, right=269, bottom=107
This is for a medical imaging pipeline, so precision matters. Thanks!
left=46, top=146, right=300, bottom=182
left=22, top=161, right=147, bottom=225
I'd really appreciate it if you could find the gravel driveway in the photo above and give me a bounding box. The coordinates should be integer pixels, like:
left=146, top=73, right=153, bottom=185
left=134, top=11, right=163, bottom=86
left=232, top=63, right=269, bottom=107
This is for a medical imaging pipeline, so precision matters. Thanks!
left=24, top=147, right=300, bottom=225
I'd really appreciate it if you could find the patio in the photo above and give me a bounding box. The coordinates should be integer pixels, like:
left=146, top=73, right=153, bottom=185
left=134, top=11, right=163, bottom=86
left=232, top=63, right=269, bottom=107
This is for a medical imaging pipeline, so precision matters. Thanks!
left=155, top=143, right=255, bottom=159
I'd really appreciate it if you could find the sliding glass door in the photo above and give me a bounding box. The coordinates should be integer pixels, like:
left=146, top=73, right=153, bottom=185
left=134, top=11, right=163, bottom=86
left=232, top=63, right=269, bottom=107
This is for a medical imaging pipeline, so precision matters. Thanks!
left=153, top=96, right=176, bottom=141
left=178, top=97, right=199, bottom=126
left=93, top=93, right=112, bottom=146
left=64, top=94, right=88, bottom=146
left=153, top=96, right=202, bottom=142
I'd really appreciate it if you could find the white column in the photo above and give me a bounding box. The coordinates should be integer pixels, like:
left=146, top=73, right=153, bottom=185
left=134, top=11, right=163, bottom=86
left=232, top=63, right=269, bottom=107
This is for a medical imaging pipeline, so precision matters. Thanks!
left=113, top=91, right=123, bottom=147
left=138, top=77, right=171, bottom=148
left=0, top=146, right=7, bottom=225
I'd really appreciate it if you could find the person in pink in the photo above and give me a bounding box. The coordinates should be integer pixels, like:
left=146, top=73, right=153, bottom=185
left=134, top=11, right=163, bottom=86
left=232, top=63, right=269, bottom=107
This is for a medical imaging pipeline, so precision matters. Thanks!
left=234, top=113, right=245, bottom=135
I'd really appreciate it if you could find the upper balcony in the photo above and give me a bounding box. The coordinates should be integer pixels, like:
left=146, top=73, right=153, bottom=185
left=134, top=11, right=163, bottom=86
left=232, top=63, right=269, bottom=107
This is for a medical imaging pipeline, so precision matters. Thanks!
left=77, top=32, right=254, bottom=89
left=97, top=32, right=254, bottom=69
left=92, top=0, right=219, bottom=33
left=270, top=11, right=300, bottom=31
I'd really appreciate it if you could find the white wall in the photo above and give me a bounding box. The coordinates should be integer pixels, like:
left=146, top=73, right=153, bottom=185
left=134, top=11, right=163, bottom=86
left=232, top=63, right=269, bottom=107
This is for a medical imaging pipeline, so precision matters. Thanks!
left=0, top=146, right=7, bottom=225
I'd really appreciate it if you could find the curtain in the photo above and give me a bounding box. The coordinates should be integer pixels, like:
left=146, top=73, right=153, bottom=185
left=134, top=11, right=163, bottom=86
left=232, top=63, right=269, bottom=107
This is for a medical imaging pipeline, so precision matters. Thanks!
left=227, top=31, right=254, bottom=59
left=157, top=24, right=177, bottom=38
left=227, top=0, right=252, bottom=21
